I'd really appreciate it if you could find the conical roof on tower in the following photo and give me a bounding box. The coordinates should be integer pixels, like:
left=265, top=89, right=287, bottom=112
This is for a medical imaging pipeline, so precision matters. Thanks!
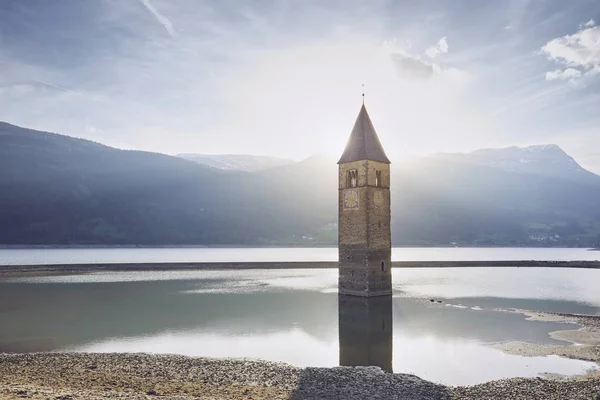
left=338, top=104, right=391, bottom=164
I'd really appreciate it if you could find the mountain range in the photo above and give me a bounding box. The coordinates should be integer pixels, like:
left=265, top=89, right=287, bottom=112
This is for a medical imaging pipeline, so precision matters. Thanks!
left=1, top=121, right=599, bottom=247
left=177, top=153, right=294, bottom=172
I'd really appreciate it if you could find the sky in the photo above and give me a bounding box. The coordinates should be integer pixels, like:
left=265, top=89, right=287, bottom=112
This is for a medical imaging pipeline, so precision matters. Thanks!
left=1, top=0, right=600, bottom=172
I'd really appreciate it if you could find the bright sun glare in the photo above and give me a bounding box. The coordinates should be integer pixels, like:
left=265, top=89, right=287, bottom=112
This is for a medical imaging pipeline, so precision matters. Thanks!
left=211, top=35, right=488, bottom=160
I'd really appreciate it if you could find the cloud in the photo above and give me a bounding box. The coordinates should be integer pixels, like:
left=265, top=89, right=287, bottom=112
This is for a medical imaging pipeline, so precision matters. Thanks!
left=137, top=0, right=176, bottom=38
left=541, top=23, right=600, bottom=80
left=32, top=79, right=77, bottom=94
left=545, top=68, right=582, bottom=81
left=1, top=0, right=598, bottom=164
left=0, top=84, right=36, bottom=97
left=383, top=39, right=443, bottom=81
left=391, top=53, right=435, bottom=80
left=584, top=19, right=595, bottom=28
left=386, top=37, right=460, bottom=83
left=425, top=37, right=449, bottom=58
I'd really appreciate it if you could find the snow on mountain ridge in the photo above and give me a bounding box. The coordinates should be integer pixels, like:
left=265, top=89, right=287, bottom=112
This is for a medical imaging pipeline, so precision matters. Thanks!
left=523, top=144, right=562, bottom=152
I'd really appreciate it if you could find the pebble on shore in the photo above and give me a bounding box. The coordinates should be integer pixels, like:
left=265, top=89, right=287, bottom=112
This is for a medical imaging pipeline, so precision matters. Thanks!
left=1, top=353, right=599, bottom=400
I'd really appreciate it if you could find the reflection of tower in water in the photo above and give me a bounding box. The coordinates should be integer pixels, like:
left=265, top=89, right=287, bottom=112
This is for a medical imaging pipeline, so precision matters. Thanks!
left=338, top=295, right=393, bottom=373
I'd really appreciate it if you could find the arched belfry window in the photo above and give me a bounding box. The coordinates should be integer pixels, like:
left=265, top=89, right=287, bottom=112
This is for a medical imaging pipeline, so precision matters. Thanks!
left=375, top=170, right=382, bottom=187
left=347, top=169, right=358, bottom=188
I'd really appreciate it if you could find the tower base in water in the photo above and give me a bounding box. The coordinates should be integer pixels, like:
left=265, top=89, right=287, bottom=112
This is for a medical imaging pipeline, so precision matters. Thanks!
left=338, top=246, right=392, bottom=297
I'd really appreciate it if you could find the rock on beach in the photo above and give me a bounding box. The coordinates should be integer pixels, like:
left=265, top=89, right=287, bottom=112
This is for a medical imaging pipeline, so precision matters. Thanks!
left=1, top=353, right=599, bottom=400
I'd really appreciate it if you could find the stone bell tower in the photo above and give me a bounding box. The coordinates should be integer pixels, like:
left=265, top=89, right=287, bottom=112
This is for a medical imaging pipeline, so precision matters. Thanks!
left=338, top=103, right=392, bottom=297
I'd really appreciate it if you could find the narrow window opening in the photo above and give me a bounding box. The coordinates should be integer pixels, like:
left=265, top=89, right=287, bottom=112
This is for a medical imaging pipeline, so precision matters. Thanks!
left=347, top=169, right=358, bottom=188
left=381, top=261, right=386, bottom=272
left=375, top=170, right=382, bottom=187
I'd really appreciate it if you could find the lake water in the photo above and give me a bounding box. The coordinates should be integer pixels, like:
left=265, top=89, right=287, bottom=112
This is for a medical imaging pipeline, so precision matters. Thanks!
left=1, top=266, right=599, bottom=385
left=0, top=247, right=598, bottom=265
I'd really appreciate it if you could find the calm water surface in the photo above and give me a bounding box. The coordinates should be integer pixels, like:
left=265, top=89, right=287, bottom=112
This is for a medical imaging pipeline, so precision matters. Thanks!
left=0, top=247, right=598, bottom=265
left=1, top=267, right=599, bottom=385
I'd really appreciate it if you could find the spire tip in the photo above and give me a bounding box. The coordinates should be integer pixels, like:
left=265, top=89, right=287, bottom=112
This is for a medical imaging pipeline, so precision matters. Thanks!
left=362, top=84, right=365, bottom=105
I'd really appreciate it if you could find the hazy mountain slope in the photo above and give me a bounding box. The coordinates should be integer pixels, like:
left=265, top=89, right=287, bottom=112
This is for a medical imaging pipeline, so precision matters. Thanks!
left=1, top=121, right=600, bottom=246
left=0, top=123, right=304, bottom=245
left=258, top=151, right=600, bottom=246
left=178, top=153, right=294, bottom=172
left=391, top=155, right=600, bottom=245
left=435, top=144, right=598, bottom=183
left=258, top=155, right=338, bottom=243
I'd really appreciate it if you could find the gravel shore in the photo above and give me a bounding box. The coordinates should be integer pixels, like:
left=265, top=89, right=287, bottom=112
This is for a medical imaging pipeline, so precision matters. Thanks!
left=490, top=311, right=600, bottom=363
left=1, top=353, right=599, bottom=400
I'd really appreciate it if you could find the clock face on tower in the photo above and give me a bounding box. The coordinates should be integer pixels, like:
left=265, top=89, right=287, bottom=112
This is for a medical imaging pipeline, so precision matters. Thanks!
left=343, top=188, right=359, bottom=210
